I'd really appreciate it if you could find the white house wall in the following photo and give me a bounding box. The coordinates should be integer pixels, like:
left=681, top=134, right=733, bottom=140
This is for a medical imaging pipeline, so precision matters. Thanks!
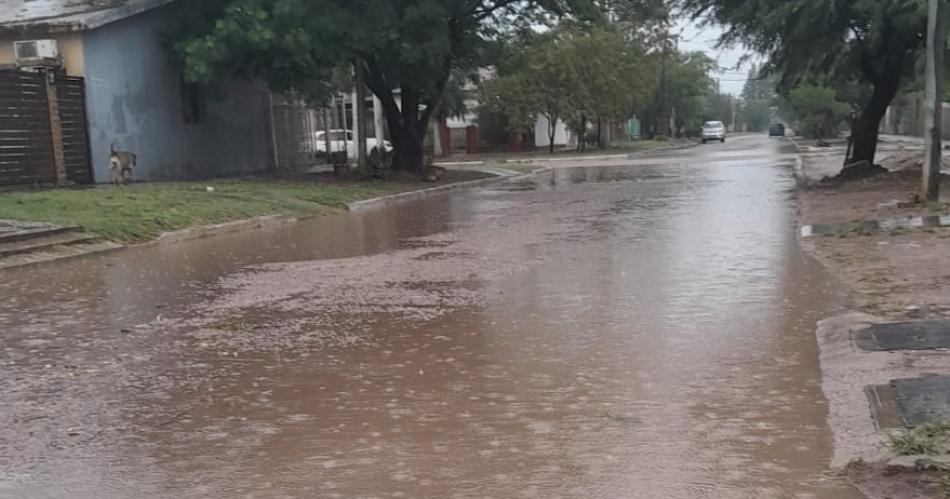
left=534, top=115, right=569, bottom=147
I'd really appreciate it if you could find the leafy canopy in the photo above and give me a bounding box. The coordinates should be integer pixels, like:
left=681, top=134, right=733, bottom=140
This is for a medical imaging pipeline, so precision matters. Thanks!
left=176, top=0, right=599, bottom=171
left=178, top=0, right=596, bottom=104
left=481, top=23, right=659, bottom=148
left=681, top=0, right=926, bottom=91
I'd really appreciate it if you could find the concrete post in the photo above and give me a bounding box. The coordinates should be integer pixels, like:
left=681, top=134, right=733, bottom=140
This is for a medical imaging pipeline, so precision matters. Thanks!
left=373, top=95, right=385, bottom=145
left=43, top=70, right=67, bottom=186
left=923, top=0, right=945, bottom=203
left=351, top=90, right=360, bottom=166
left=322, top=106, right=333, bottom=165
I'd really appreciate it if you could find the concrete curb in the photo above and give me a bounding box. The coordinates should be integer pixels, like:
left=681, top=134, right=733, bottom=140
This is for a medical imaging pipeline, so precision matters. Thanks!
left=0, top=240, right=125, bottom=271
left=147, top=215, right=305, bottom=246
left=345, top=171, right=540, bottom=212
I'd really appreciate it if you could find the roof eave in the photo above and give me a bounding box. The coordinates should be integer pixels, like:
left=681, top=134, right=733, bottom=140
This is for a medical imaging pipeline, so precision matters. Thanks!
left=0, top=0, right=177, bottom=35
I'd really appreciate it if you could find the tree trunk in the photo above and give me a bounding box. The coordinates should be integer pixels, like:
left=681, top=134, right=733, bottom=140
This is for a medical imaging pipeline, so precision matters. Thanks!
left=392, top=126, right=425, bottom=173
left=576, top=115, right=586, bottom=152
left=365, top=84, right=426, bottom=174
left=362, top=58, right=449, bottom=175
left=548, top=114, right=557, bottom=154
left=844, top=71, right=901, bottom=175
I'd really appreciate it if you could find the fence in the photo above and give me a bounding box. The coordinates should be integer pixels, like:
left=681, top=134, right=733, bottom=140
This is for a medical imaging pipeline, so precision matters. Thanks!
left=0, top=69, right=92, bottom=187
left=270, top=92, right=319, bottom=170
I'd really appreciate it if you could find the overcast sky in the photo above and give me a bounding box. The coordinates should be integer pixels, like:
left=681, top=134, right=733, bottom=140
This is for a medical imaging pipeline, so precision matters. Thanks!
left=674, top=15, right=758, bottom=96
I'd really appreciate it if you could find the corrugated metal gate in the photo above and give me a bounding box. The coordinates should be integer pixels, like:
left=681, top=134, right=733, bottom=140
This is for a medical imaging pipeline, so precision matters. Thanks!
left=270, top=92, right=319, bottom=170
left=0, top=69, right=92, bottom=187
left=56, top=75, right=93, bottom=184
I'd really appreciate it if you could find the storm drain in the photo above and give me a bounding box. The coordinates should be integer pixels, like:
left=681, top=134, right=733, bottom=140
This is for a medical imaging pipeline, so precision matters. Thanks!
left=867, top=376, right=950, bottom=428
left=854, top=321, right=950, bottom=351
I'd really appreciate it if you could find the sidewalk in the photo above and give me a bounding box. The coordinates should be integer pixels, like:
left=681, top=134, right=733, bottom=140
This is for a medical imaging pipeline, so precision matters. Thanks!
left=792, top=134, right=950, bottom=184
left=794, top=136, right=950, bottom=497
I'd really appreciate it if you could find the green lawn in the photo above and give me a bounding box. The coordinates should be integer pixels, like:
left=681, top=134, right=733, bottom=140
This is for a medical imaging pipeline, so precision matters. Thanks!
left=0, top=176, right=445, bottom=243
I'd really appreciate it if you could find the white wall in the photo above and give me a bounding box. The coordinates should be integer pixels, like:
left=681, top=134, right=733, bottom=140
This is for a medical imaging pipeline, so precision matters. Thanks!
left=534, top=115, right=569, bottom=148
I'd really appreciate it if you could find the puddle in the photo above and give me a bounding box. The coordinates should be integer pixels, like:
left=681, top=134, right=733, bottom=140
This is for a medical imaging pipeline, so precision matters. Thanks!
left=0, top=137, right=859, bottom=498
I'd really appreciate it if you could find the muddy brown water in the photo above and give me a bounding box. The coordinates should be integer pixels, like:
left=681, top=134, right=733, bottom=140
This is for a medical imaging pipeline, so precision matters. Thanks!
left=0, top=135, right=861, bottom=498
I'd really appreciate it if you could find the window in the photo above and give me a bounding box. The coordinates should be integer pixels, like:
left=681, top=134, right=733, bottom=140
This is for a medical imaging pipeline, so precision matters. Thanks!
left=180, top=78, right=202, bottom=124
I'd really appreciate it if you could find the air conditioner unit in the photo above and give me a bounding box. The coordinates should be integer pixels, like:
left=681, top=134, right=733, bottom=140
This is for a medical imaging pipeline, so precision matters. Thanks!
left=13, top=40, right=61, bottom=67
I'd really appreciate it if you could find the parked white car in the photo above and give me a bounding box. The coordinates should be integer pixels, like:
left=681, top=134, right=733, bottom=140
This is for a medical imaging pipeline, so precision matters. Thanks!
left=701, top=121, right=726, bottom=143
left=315, top=130, right=393, bottom=158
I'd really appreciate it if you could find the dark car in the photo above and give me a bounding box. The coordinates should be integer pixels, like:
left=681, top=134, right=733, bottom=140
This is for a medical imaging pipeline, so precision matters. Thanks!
left=768, top=123, right=786, bottom=137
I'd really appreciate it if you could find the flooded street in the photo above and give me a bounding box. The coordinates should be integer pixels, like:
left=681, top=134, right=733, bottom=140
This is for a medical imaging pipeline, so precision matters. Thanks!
left=0, top=135, right=861, bottom=498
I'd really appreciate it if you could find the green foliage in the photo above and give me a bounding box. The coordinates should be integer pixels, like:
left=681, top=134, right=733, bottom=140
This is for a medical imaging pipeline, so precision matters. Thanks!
left=780, top=85, right=852, bottom=139
left=682, top=0, right=928, bottom=163
left=704, top=91, right=736, bottom=130
left=569, top=25, right=657, bottom=125
left=740, top=64, right=775, bottom=132
left=682, top=0, right=925, bottom=91
left=480, top=72, right=540, bottom=132
left=665, top=51, right=717, bottom=134
left=175, top=0, right=597, bottom=171
left=743, top=100, right=772, bottom=132
left=887, top=421, right=950, bottom=456
left=481, top=23, right=659, bottom=149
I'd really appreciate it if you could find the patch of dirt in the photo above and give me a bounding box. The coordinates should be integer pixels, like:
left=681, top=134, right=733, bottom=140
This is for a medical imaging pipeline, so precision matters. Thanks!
left=803, top=230, right=950, bottom=318
left=848, top=462, right=948, bottom=499
left=797, top=147, right=950, bottom=318
left=797, top=142, right=950, bottom=497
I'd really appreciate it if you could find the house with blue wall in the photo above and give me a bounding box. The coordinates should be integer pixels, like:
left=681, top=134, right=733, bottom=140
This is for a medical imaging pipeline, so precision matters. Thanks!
left=0, top=0, right=275, bottom=182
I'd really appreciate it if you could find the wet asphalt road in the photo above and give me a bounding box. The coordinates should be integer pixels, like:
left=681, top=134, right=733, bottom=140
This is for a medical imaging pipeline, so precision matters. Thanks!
left=0, top=135, right=862, bottom=498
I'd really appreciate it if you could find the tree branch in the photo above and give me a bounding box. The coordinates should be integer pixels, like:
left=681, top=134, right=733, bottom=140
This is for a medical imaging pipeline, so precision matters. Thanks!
left=471, top=0, right=523, bottom=20
left=849, top=23, right=881, bottom=84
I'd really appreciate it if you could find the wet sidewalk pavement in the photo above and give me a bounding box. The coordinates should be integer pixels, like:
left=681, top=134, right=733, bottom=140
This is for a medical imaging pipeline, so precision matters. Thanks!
left=0, top=135, right=861, bottom=498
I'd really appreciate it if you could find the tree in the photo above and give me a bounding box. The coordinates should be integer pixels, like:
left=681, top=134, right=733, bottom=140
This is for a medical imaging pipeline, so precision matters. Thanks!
left=177, top=0, right=596, bottom=174
left=482, top=23, right=657, bottom=152
left=705, top=91, right=736, bottom=130
left=682, top=0, right=927, bottom=174
left=570, top=25, right=657, bottom=148
left=484, top=29, right=581, bottom=153
left=779, top=84, right=852, bottom=139
left=479, top=68, right=542, bottom=141
left=667, top=52, right=717, bottom=135
left=740, top=64, right=774, bottom=132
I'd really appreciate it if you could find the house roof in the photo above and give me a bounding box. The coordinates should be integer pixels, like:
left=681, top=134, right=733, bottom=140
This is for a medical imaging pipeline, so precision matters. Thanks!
left=0, top=0, right=175, bottom=32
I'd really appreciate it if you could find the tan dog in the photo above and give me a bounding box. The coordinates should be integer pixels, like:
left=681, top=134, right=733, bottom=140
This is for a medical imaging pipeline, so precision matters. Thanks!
left=108, top=143, right=136, bottom=186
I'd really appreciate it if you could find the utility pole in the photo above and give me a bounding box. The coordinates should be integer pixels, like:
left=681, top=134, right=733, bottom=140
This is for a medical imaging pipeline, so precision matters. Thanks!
left=923, top=0, right=946, bottom=204
left=732, top=97, right=737, bottom=132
